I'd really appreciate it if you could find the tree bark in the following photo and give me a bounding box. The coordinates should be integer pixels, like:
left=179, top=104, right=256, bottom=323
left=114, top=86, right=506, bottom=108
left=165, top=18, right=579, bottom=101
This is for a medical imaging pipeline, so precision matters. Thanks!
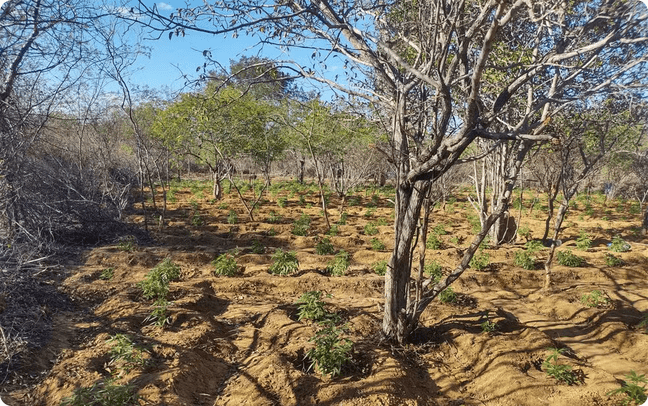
left=643, top=205, right=648, bottom=235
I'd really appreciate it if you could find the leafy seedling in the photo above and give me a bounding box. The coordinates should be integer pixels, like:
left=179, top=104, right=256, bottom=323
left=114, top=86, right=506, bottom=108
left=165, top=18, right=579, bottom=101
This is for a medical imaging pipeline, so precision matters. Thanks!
left=269, top=249, right=299, bottom=275
left=580, top=290, right=610, bottom=308
left=609, top=235, right=631, bottom=253
left=543, top=347, right=579, bottom=385
left=315, top=237, right=335, bottom=255
left=212, top=252, right=238, bottom=276
left=306, top=321, right=353, bottom=378
left=606, top=370, right=647, bottom=406
left=326, top=250, right=350, bottom=276
left=372, top=260, right=388, bottom=276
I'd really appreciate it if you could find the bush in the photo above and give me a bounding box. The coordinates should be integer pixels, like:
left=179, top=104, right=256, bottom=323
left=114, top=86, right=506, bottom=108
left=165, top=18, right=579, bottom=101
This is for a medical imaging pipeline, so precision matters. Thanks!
left=514, top=250, right=536, bottom=270
left=138, top=258, right=181, bottom=300
left=337, top=212, right=348, bottom=225
left=556, top=250, right=585, bottom=267
left=227, top=210, right=238, bottom=224
left=326, top=250, right=350, bottom=276
left=371, top=260, right=388, bottom=276
left=609, top=235, right=631, bottom=253
left=292, top=213, right=311, bottom=236
left=295, top=291, right=335, bottom=322
left=605, top=253, right=624, bottom=267
left=425, top=261, right=443, bottom=283
left=269, top=249, right=299, bottom=275
left=277, top=197, right=288, bottom=208
left=426, top=233, right=442, bottom=249
left=306, top=321, right=353, bottom=378
left=439, top=286, right=457, bottom=303
left=60, top=380, right=140, bottom=406
left=212, top=252, right=238, bottom=276
left=370, top=237, right=386, bottom=251
left=470, top=251, right=490, bottom=270
left=576, top=231, right=592, bottom=251
left=315, top=237, right=335, bottom=255
left=364, top=222, right=378, bottom=236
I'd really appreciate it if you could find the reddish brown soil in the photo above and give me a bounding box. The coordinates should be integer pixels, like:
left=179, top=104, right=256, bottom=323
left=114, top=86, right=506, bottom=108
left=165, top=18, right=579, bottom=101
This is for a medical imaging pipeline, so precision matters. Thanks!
left=5, top=181, right=648, bottom=406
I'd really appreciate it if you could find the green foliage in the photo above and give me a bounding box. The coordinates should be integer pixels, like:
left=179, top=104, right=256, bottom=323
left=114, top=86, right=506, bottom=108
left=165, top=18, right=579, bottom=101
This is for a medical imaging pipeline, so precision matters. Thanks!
left=364, top=207, right=376, bottom=218
left=480, top=313, right=497, bottom=333
left=576, top=232, right=592, bottom=251
left=269, top=249, right=299, bottom=275
left=212, top=252, right=238, bottom=276
left=426, top=233, right=442, bottom=249
left=191, top=212, right=204, bottom=226
left=467, top=215, right=481, bottom=233
left=556, top=250, right=585, bottom=267
left=299, top=194, right=307, bottom=206
left=518, top=226, right=532, bottom=240
left=100, top=268, right=115, bottom=281
left=138, top=258, right=181, bottom=300
left=470, top=250, right=490, bottom=270
left=117, top=236, right=136, bottom=252
left=543, top=348, right=579, bottom=385
left=337, top=212, right=348, bottom=225
left=606, top=371, right=647, bottom=406
left=364, top=222, right=378, bottom=236
left=327, top=225, right=339, bottom=236
left=267, top=227, right=278, bottom=237
left=370, top=237, right=386, bottom=251
left=609, top=235, right=631, bottom=252
left=439, top=287, right=457, bottom=303
left=326, top=250, right=350, bottom=276
left=306, top=321, right=353, bottom=378
left=227, top=210, right=238, bottom=224
left=376, top=218, right=389, bottom=226
left=145, top=298, right=171, bottom=327
left=584, top=202, right=594, bottom=217
left=292, top=213, right=311, bottom=236
left=525, top=240, right=544, bottom=253
left=60, top=380, right=140, bottom=406
left=106, top=334, right=148, bottom=374
left=267, top=210, right=281, bottom=223
left=251, top=240, right=265, bottom=254
left=514, top=250, right=536, bottom=270
left=432, top=223, right=448, bottom=235
left=580, top=290, right=610, bottom=308
left=315, top=237, right=335, bottom=255
left=605, top=253, right=624, bottom=267
left=277, top=197, right=288, bottom=208
left=425, top=261, right=443, bottom=283
left=295, top=291, right=336, bottom=322
left=372, top=260, right=388, bottom=276
left=638, top=313, right=648, bottom=334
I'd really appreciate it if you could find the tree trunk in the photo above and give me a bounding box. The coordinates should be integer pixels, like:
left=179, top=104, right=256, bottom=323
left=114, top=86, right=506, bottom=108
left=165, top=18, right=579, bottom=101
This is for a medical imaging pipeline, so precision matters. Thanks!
left=643, top=205, right=648, bottom=235
left=298, top=158, right=305, bottom=184
left=543, top=199, right=568, bottom=290
left=212, top=171, right=222, bottom=200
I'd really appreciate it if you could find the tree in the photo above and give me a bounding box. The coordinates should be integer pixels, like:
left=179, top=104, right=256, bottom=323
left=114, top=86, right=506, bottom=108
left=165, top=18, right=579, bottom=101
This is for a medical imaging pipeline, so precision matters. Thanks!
left=135, top=0, right=648, bottom=343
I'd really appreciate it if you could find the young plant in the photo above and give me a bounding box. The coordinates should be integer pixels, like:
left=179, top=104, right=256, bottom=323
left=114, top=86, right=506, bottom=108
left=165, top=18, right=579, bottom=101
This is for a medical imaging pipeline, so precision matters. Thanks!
left=470, top=250, right=490, bottom=270
left=116, top=235, right=136, bottom=252
left=514, top=250, right=536, bottom=270
left=326, top=250, right=350, bottom=276
left=267, top=210, right=281, bottom=224
left=426, top=233, right=442, bottom=249
left=580, top=290, right=610, bottom=308
left=106, top=334, right=148, bottom=374
left=269, top=249, right=299, bottom=275
left=425, top=261, right=443, bottom=283
left=306, top=321, right=353, bottom=378
left=144, top=298, right=171, bottom=327
left=609, top=235, right=631, bottom=253
left=439, top=286, right=457, bottom=303
left=315, top=237, right=335, bottom=255
left=292, top=213, right=311, bottom=236
left=364, top=222, right=378, bottom=236
left=277, top=196, right=288, bottom=208
left=295, top=291, right=333, bottom=322
left=326, top=225, right=339, bottom=236
left=60, top=381, right=140, bottom=406
left=638, top=313, right=648, bottom=334
left=370, top=237, right=386, bottom=251
left=371, top=260, right=388, bottom=276
left=191, top=212, right=204, bottom=226
left=606, top=370, right=647, bottom=406
left=227, top=210, right=238, bottom=224
left=212, top=252, right=238, bottom=276
left=337, top=212, right=348, bottom=225
left=138, top=258, right=181, bottom=300
left=576, top=231, right=592, bottom=251
left=480, top=312, right=497, bottom=333
left=556, top=250, right=585, bottom=267
left=543, top=347, right=579, bottom=385
left=100, top=267, right=115, bottom=281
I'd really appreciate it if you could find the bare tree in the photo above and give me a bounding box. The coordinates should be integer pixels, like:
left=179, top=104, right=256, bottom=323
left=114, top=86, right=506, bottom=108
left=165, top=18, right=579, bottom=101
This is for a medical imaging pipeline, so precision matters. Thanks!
left=134, top=0, right=648, bottom=343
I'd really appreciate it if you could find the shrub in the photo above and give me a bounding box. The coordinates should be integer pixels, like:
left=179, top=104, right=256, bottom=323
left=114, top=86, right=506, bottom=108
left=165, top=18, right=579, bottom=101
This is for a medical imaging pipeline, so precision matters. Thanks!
left=138, top=258, right=181, bottom=300
left=212, top=252, right=238, bottom=276
left=292, top=213, right=311, bottom=236
left=326, top=250, right=350, bottom=276
left=370, top=237, right=386, bottom=251
left=556, top=250, right=585, bottom=267
left=306, top=321, right=353, bottom=378
left=439, top=286, right=457, bottom=303
left=425, top=261, right=443, bottom=283
left=576, top=231, right=592, bottom=251
left=372, top=260, right=388, bottom=276
left=277, top=197, right=288, bottom=208
left=470, top=251, right=490, bottom=270
left=543, top=348, right=579, bottom=385
left=426, top=233, right=442, bottom=249
left=480, top=313, right=497, bottom=333
left=251, top=240, right=265, bottom=254
left=580, top=290, right=609, bottom=308
left=106, top=334, right=148, bottom=374
left=606, top=370, right=647, bottom=406
left=364, top=222, right=378, bottom=236
left=433, top=223, right=448, bottom=235
left=315, top=237, right=335, bottom=255
left=117, top=235, right=136, bottom=252
left=144, top=298, right=171, bottom=327
left=227, top=210, right=238, bottom=224
left=269, top=249, right=299, bottom=275
left=295, top=291, right=335, bottom=322
left=327, top=225, right=339, bottom=236
left=191, top=212, right=204, bottom=226
left=609, top=235, right=631, bottom=253
left=514, top=250, right=536, bottom=270
left=100, top=267, right=115, bottom=280
left=267, top=210, right=281, bottom=223
left=605, top=253, right=624, bottom=267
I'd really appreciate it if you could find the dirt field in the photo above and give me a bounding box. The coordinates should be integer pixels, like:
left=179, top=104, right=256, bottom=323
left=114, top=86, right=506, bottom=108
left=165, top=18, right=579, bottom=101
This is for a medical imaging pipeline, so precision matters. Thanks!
left=4, top=179, right=648, bottom=406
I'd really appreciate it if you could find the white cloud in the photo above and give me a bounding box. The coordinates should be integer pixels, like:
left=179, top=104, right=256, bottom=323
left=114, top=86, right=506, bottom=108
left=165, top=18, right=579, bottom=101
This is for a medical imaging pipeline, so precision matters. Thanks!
left=157, top=2, right=173, bottom=10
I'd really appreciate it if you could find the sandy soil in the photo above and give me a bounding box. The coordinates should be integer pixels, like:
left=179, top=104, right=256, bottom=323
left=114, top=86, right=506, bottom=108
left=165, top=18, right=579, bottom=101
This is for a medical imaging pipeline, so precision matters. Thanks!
left=4, top=180, right=648, bottom=406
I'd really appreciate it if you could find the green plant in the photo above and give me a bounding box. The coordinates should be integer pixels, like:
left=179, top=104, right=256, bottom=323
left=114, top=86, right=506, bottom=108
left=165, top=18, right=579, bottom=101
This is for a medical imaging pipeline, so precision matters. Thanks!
left=467, top=215, right=481, bottom=233
left=432, top=223, right=448, bottom=235
left=439, top=286, right=457, bottom=303
left=327, top=225, right=339, bottom=236
left=277, top=196, right=288, bottom=208
left=364, top=207, right=375, bottom=218
left=580, top=290, right=610, bottom=308
left=449, top=236, right=460, bottom=245
left=299, top=194, right=307, bottom=205
left=60, top=380, right=140, bottom=406
left=605, top=253, right=624, bottom=267
left=576, top=231, right=592, bottom=251
left=426, top=233, right=442, bottom=249
left=267, top=227, right=278, bottom=236
left=106, top=334, right=147, bottom=374
left=267, top=210, right=281, bottom=223
left=606, top=370, right=647, bottom=406
left=525, top=240, right=544, bottom=253
left=295, top=291, right=335, bottom=322
left=269, top=249, right=299, bottom=275
left=251, top=240, right=265, bottom=254
left=480, top=312, right=497, bottom=333
left=370, top=237, right=386, bottom=251
left=543, top=347, right=579, bottom=385
left=315, top=237, right=335, bottom=255
left=364, top=222, right=378, bottom=236
left=144, top=298, right=171, bottom=327
left=514, top=250, right=536, bottom=270
left=337, top=212, right=348, bottom=225
left=584, top=202, right=594, bottom=217
left=425, top=261, right=443, bottom=283
left=212, top=252, right=238, bottom=276
left=638, top=313, right=648, bottom=334
left=117, top=236, right=136, bottom=252
left=609, top=235, right=631, bottom=253
left=138, top=258, right=181, bottom=300
left=191, top=212, right=204, bottom=226
left=470, top=251, right=490, bottom=270
left=326, top=250, right=350, bottom=276
left=217, top=202, right=229, bottom=209
left=556, top=250, right=585, bottom=267
left=100, top=268, right=115, bottom=281
left=372, top=260, right=388, bottom=276
left=292, top=213, right=311, bottom=236
left=306, top=321, right=353, bottom=378
left=227, top=210, right=238, bottom=224
left=376, top=218, right=389, bottom=226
